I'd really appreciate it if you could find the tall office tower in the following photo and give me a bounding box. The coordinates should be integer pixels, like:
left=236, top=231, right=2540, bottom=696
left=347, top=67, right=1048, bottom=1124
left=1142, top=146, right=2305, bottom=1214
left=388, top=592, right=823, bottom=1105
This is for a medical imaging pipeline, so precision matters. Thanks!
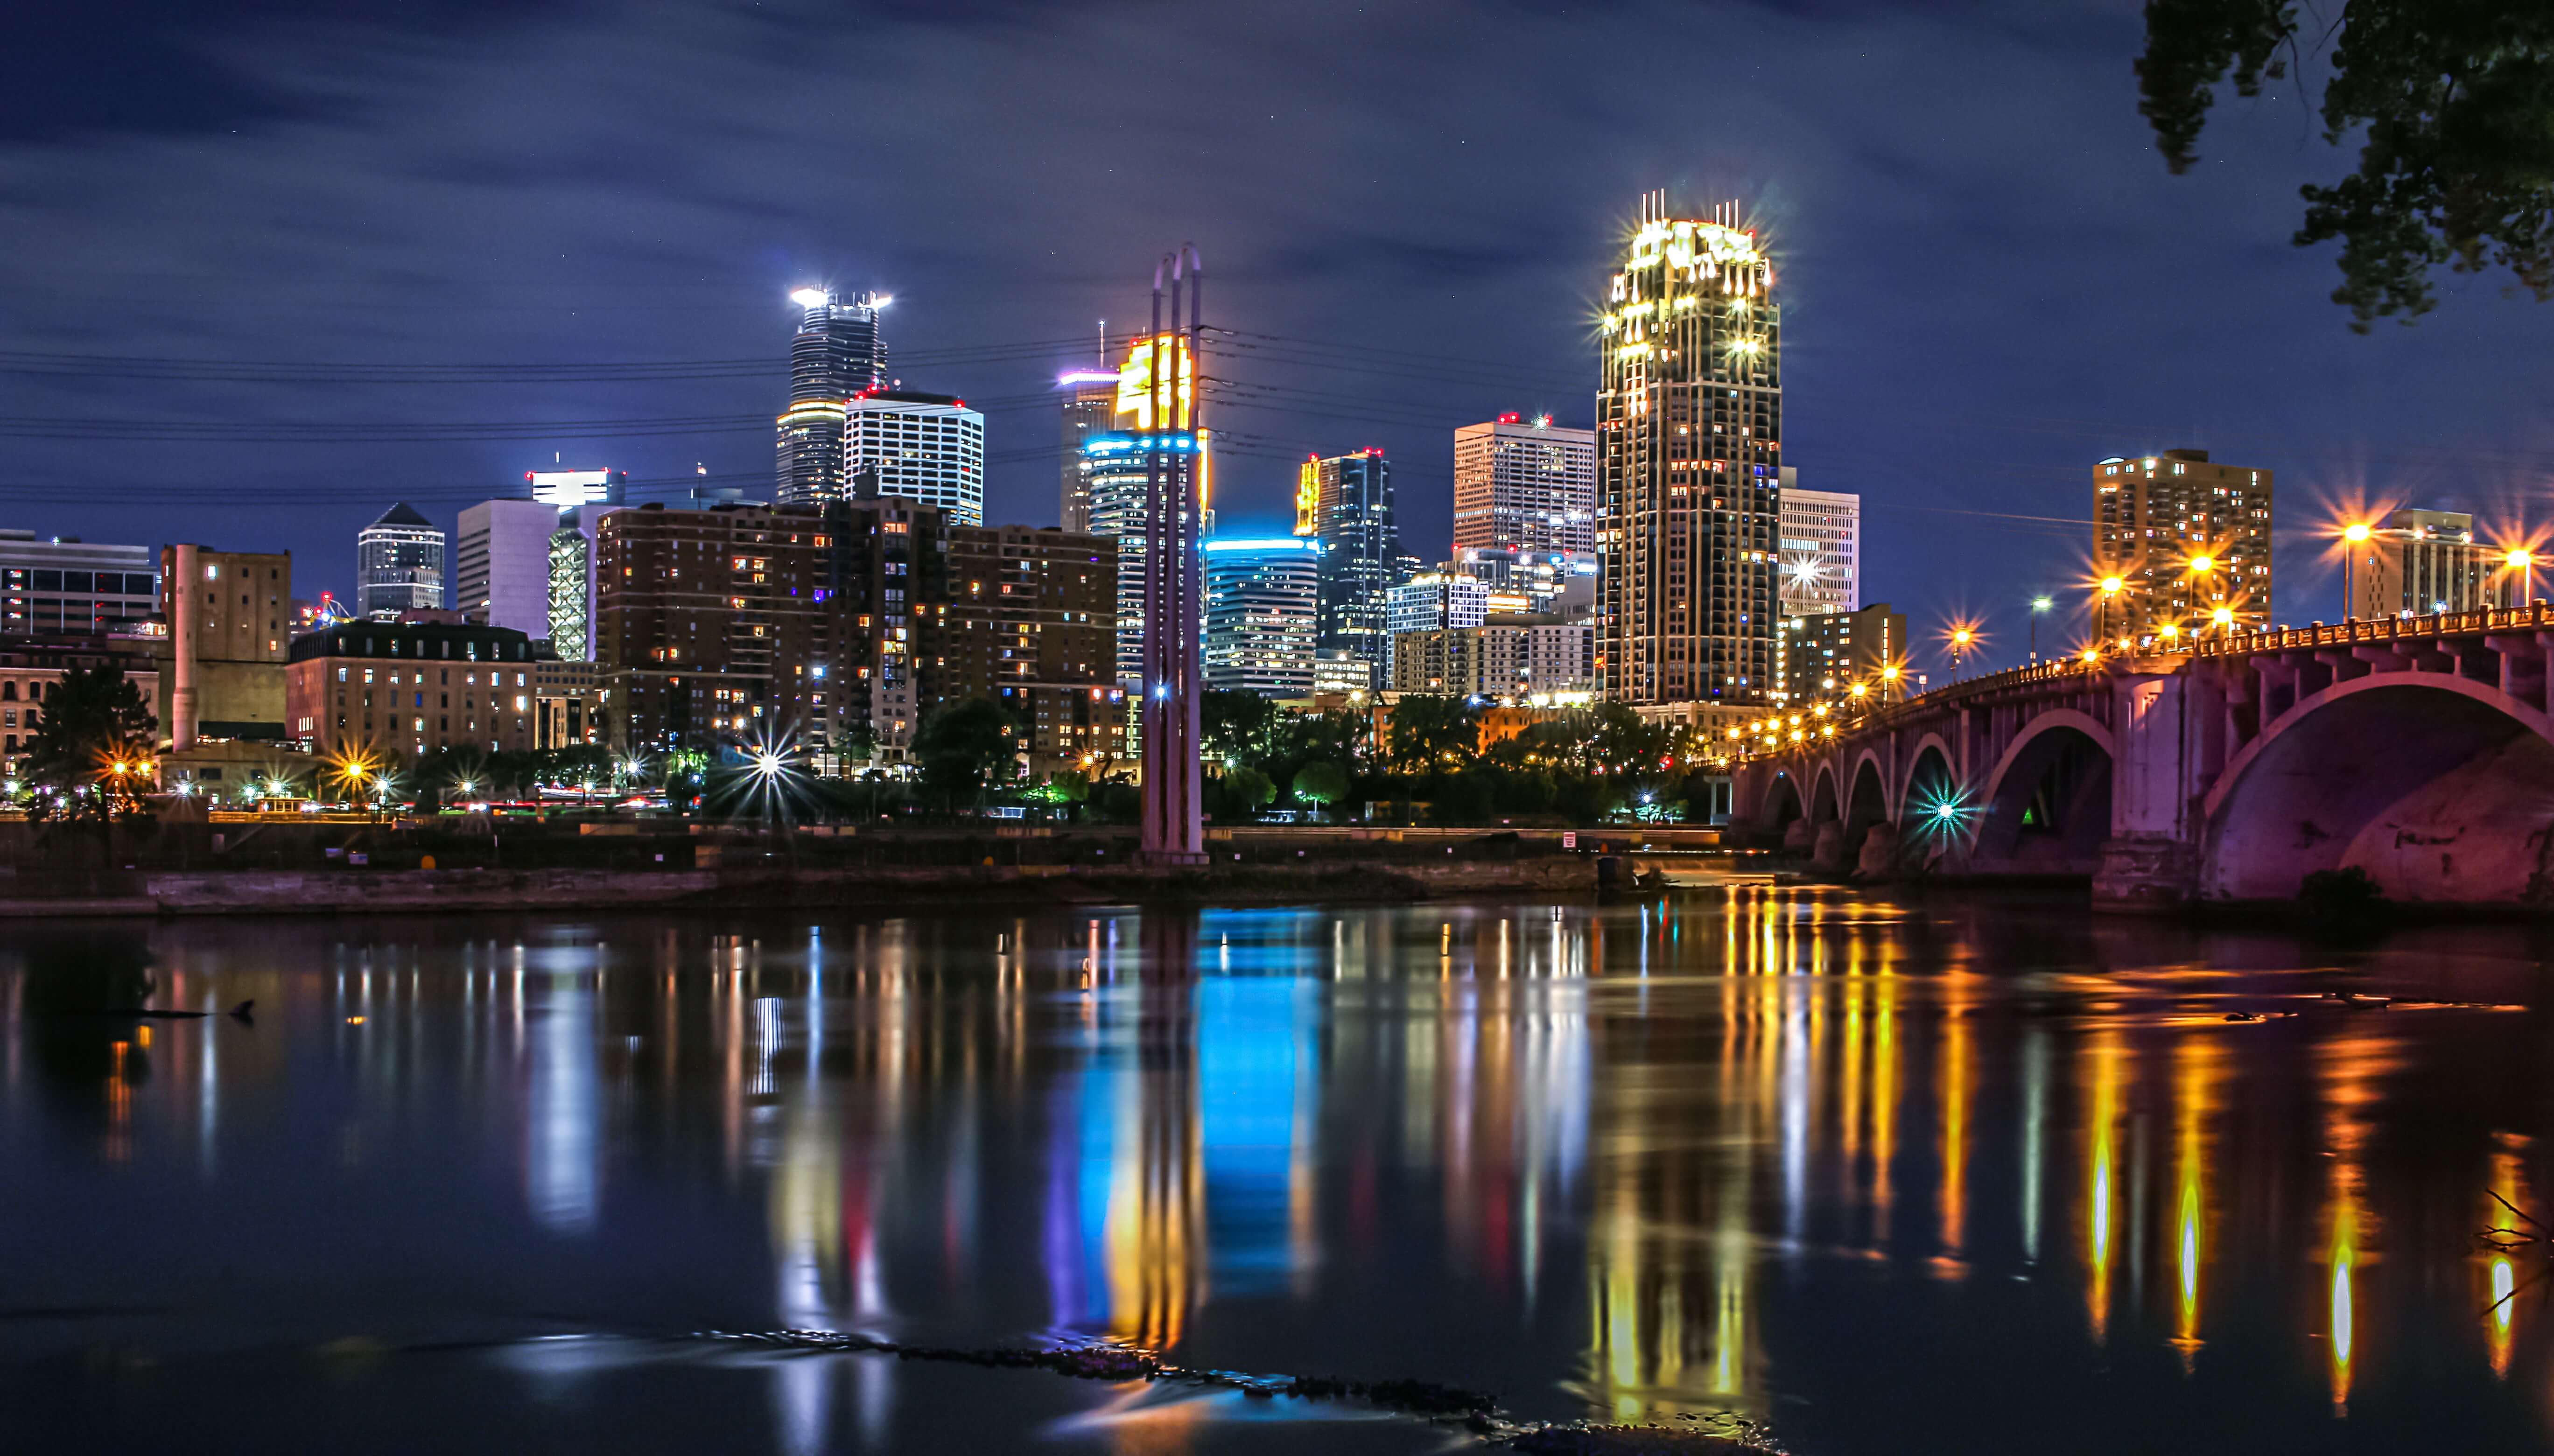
left=1596, top=193, right=1782, bottom=708
left=356, top=504, right=445, bottom=620
left=1057, top=370, right=1119, bottom=532
left=2349, top=509, right=2518, bottom=618
left=775, top=287, right=888, bottom=504
left=2093, top=448, right=2273, bottom=643
left=0, top=531, right=156, bottom=637
left=1081, top=335, right=1208, bottom=690
left=528, top=469, right=626, bottom=662
left=1203, top=538, right=1320, bottom=698
left=455, top=500, right=557, bottom=637
left=1777, top=476, right=1860, bottom=615
left=1452, top=413, right=1597, bottom=554
left=842, top=392, right=986, bottom=523
left=1298, top=449, right=1405, bottom=687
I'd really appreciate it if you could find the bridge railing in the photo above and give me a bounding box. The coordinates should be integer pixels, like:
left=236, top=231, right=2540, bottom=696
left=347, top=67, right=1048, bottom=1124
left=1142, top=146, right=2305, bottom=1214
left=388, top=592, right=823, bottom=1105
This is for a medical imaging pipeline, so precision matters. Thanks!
left=2189, top=601, right=2554, bottom=658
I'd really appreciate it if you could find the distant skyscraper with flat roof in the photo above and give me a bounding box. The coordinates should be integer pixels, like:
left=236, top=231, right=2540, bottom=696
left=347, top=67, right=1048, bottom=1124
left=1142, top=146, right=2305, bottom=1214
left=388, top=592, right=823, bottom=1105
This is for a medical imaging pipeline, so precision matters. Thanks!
left=1298, top=449, right=1406, bottom=688
left=2093, top=448, right=2272, bottom=644
left=1777, top=475, right=1859, bottom=616
left=1454, top=413, right=1596, bottom=555
left=1204, top=538, right=1319, bottom=698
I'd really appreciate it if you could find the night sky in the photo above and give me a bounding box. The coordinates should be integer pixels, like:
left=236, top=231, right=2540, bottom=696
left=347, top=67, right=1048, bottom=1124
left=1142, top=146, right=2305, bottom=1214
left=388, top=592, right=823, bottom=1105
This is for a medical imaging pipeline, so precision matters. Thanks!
left=5, top=0, right=2547, bottom=676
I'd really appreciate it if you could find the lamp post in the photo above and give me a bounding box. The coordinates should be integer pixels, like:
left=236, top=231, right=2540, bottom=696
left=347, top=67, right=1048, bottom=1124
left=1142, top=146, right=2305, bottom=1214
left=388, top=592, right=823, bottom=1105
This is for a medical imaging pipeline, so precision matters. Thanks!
left=1950, top=627, right=1973, bottom=681
left=2506, top=547, right=2534, bottom=608
left=2097, top=575, right=2124, bottom=645
left=2339, top=521, right=2380, bottom=618
left=2029, top=595, right=2052, bottom=662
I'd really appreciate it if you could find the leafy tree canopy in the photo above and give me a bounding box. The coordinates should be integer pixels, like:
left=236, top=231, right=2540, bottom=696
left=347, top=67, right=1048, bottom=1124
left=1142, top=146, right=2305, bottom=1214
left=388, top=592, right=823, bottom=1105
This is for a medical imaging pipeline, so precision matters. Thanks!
left=1386, top=694, right=1481, bottom=772
left=1291, top=759, right=1350, bottom=807
left=912, top=697, right=1020, bottom=806
left=2138, top=0, right=2554, bottom=328
left=21, top=661, right=157, bottom=826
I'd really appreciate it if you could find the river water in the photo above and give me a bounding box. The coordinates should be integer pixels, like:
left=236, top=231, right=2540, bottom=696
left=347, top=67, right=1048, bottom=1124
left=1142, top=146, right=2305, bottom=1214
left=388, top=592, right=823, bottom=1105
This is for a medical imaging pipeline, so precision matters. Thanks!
left=3, top=890, right=2550, bottom=1453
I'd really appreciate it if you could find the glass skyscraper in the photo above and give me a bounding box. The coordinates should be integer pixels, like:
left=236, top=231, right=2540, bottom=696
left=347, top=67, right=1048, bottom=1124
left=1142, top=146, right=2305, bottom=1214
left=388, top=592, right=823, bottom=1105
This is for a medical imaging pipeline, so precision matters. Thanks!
left=775, top=287, right=888, bottom=505
left=1203, top=538, right=1319, bottom=698
left=1596, top=193, right=1781, bottom=707
left=1297, top=449, right=1406, bottom=689
left=356, top=502, right=445, bottom=621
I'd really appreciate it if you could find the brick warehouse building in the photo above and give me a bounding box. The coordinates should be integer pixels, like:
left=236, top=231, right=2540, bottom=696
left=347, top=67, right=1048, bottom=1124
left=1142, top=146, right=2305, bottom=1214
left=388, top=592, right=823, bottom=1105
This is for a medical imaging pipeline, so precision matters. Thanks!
left=596, top=501, right=1121, bottom=778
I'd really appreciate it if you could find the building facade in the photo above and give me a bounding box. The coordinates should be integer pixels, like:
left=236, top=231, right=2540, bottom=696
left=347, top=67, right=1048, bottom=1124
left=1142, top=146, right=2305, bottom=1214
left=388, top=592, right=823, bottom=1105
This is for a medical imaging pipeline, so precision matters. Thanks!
left=1389, top=616, right=1594, bottom=701
left=596, top=501, right=1121, bottom=778
left=1453, top=413, right=1597, bottom=555
left=532, top=659, right=601, bottom=750
left=286, top=620, right=548, bottom=762
left=596, top=502, right=849, bottom=763
left=0, top=532, right=157, bottom=638
left=156, top=545, right=291, bottom=745
left=1597, top=194, right=1782, bottom=707
left=1298, top=449, right=1406, bottom=688
left=0, top=635, right=160, bottom=764
left=455, top=499, right=557, bottom=637
left=1775, top=601, right=1904, bottom=706
left=838, top=392, right=987, bottom=524
left=2094, top=448, right=2273, bottom=643
left=775, top=288, right=888, bottom=504
left=2349, top=509, right=2518, bottom=619
left=1203, top=538, right=1320, bottom=699
left=1777, top=478, right=1859, bottom=616
left=1058, top=371, right=1119, bottom=533
left=356, top=503, right=445, bottom=620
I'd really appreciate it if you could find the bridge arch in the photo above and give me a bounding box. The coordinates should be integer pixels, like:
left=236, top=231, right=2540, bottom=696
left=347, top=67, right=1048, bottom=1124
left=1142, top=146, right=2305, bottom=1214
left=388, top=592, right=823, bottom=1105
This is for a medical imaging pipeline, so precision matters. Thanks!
left=1898, top=739, right=1965, bottom=861
left=1842, top=753, right=1891, bottom=859
left=1763, top=770, right=1804, bottom=829
left=1972, top=709, right=2116, bottom=873
left=1809, top=761, right=1842, bottom=826
left=2203, top=673, right=2554, bottom=903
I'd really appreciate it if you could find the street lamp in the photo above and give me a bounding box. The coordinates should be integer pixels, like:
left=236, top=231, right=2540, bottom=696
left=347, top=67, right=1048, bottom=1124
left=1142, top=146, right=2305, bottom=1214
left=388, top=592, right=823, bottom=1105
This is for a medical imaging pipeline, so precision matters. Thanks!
left=2341, top=523, right=2372, bottom=619
left=2210, top=605, right=2235, bottom=636
left=2029, top=595, right=2052, bottom=662
left=1949, top=627, right=1974, bottom=680
left=2505, top=547, right=2535, bottom=607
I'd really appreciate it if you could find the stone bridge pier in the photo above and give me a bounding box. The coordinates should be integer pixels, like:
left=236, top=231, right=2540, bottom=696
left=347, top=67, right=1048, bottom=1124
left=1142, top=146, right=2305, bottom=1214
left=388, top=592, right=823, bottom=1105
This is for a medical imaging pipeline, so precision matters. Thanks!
left=1731, top=606, right=2554, bottom=911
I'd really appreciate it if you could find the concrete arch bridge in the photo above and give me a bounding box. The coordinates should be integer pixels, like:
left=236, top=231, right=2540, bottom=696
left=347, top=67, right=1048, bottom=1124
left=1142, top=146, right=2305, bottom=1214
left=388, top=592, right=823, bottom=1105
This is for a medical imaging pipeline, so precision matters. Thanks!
left=1732, top=606, right=2554, bottom=909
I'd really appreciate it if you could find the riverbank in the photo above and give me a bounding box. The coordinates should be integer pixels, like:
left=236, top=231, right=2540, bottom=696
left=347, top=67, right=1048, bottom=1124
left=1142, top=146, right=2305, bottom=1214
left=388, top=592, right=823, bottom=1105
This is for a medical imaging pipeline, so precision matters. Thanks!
left=0, top=854, right=1605, bottom=918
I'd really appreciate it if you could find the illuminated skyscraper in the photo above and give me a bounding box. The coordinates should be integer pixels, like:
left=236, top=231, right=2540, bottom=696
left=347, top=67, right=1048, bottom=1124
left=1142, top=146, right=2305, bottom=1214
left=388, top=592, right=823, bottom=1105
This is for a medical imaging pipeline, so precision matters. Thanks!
left=1203, top=538, right=1319, bottom=697
left=775, top=287, right=888, bottom=504
left=356, top=502, right=445, bottom=620
left=1058, top=370, right=1119, bottom=532
left=2092, top=449, right=2272, bottom=642
left=1298, top=450, right=1405, bottom=688
left=843, top=392, right=985, bottom=524
left=1453, top=413, right=1596, bottom=555
left=1777, top=477, right=1859, bottom=616
left=1596, top=193, right=1780, bottom=708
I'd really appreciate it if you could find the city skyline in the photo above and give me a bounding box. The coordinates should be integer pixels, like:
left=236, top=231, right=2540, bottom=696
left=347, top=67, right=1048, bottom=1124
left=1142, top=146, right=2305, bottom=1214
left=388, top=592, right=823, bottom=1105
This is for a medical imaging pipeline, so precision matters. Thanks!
left=4, top=4, right=2547, bottom=684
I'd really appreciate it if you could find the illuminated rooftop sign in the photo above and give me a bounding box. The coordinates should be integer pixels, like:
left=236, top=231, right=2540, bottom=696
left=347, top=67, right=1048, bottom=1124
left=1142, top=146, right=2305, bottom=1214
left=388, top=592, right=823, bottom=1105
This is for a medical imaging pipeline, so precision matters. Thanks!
left=528, top=469, right=616, bottom=506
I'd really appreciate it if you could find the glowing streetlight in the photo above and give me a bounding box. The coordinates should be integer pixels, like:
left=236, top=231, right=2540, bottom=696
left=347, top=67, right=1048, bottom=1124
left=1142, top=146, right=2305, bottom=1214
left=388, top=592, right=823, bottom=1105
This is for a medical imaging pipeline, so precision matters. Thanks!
left=2341, top=523, right=2373, bottom=618
left=2186, top=554, right=2216, bottom=574
left=2029, top=595, right=2053, bottom=661
left=1949, top=626, right=1975, bottom=681
left=2506, top=547, right=2535, bottom=606
left=2210, top=606, right=2236, bottom=633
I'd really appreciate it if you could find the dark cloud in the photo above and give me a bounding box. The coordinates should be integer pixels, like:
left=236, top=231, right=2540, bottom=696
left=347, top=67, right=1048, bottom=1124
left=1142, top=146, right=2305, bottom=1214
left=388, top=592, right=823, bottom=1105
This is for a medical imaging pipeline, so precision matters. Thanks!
left=0, top=0, right=2547, bottom=673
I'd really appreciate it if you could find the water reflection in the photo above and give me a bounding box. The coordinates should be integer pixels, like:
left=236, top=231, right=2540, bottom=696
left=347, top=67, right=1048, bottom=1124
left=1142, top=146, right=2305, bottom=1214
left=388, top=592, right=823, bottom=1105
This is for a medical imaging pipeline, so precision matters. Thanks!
left=3, top=890, right=2551, bottom=1455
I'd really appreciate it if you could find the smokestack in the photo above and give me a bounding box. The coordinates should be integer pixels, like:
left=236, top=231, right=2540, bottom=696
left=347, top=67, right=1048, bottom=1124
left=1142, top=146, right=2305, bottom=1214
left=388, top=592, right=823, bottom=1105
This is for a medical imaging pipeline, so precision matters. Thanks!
left=171, top=543, right=198, bottom=752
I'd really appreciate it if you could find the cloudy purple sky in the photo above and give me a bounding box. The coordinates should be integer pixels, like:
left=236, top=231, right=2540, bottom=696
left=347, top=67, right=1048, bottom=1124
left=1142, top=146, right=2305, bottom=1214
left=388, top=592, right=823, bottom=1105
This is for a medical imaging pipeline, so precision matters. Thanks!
left=4, top=0, right=2546, bottom=672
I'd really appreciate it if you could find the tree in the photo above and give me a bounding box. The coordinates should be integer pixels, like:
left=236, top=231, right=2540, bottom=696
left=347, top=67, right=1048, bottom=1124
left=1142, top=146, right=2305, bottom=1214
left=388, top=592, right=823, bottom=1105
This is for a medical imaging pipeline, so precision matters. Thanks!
left=913, top=697, right=1020, bottom=810
left=1201, top=689, right=1277, bottom=769
left=1386, top=694, right=1480, bottom=772
left=1219, top=763, right=1276, bottom=819
left=2138, top=0, right=2554, bottom=329
left=1291, top=758, right=1349, bottom=810
left=20, top=660, right=157, bottom=830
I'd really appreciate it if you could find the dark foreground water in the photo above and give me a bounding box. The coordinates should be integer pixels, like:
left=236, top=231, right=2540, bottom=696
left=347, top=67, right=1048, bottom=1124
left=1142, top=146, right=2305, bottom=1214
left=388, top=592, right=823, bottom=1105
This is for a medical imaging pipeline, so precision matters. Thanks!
left=4, top=890, right=2553, bottom=1454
